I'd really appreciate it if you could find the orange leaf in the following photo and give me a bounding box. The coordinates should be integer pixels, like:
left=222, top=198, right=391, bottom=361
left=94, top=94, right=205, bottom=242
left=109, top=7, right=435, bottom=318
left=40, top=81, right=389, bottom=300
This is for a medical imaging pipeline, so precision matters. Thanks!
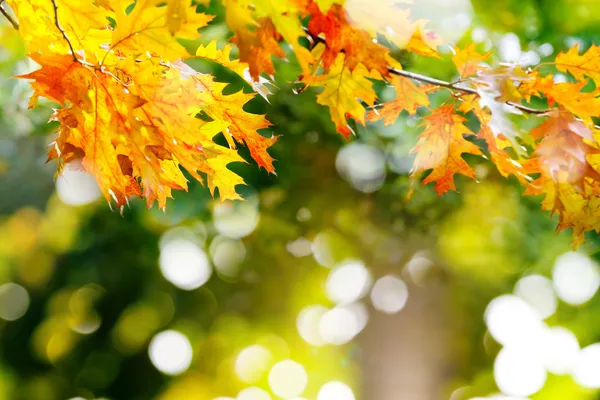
left=524, top=108, right=600, bottom=247
left=410, top=105, right=482, bottom=196
left=307, top=2, right=392, bottom=76
left=366, top=75, right=429, bottom=125
left=452, top=43, right=490, bottom=78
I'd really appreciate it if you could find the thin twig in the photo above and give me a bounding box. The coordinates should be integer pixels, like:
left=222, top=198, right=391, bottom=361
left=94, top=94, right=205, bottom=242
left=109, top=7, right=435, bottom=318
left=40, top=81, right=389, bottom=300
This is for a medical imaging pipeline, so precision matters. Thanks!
left=50, top=0, right=78, bottom=63
left=0, top=0, right=18, bottom=30
left=303, top=27, right=550, bottom=116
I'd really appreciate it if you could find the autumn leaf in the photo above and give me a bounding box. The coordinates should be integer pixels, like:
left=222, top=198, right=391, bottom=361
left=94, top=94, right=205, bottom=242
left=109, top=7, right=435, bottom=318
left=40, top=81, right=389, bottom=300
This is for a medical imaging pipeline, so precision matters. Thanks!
left=224, top=0, right=313, bottom=80
left=195, top=40, right=248, bottom=78
left=535, top=80, right=600, bottom=124
left=524, top=108, right=600, bottom=246
left=6, top=0, right=109, bottom=56
left=303, top=53, right=377, bottom=138
left=458, top=95, right=527, bottom=182
left=20, top=53, right=260, bottom=209
left=195, top=40, right=274, bottom=101
left=410, top=105, right=482, bottom=196
left=366, top=75, right=430, bottom=125
left=452, top=43, right=490, bottom=78
left=231, top=17, right=286, bottom=79
left=404, top=25, right=443, bottom=59
left=183, top=63, right=276, bottom=173
left=555, top=44, right=600, bottom=87
left=307, top=2, right=392, bottom=76
left=111, top=0, right=213, bottom=61
left=341, top=0, right=441, bottom=58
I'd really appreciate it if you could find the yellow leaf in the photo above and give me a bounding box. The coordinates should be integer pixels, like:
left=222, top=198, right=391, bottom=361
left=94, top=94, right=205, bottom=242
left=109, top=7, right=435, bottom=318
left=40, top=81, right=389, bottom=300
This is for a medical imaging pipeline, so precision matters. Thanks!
left=111, top=0, right=213, bottom=61
left=555, top=44, right=600, bottom=87
left=189, top=68, right=277, bottom=173
left=303, top=53, right=377, bottom=138
left=452, top=43, right=490, bottom=78
left=195, top=40, right=248, bottom=78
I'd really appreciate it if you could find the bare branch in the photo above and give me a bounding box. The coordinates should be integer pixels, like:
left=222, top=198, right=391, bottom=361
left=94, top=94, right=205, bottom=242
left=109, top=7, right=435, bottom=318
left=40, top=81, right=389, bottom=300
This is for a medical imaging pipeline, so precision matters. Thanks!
left=0, top=0, right=19, bottom=30
left=50, top=0, right=78, bottom=63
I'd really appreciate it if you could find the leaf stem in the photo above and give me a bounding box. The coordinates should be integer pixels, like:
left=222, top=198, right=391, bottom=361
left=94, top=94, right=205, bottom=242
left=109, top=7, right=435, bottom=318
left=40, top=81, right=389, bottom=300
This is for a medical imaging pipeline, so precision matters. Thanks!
left=0, top=0, right=18, bottom=30
left=50, top=0, right=78, bottom=63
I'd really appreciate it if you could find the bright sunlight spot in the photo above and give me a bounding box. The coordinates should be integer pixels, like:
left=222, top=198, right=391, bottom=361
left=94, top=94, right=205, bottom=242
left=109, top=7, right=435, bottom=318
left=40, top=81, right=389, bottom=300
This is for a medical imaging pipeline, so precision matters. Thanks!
left=159, top=238, right=212, bottom=290
left=317, top=381, right=355, bottom=400
left=484, top=295, right=544, bottom=346
left=494, top=345, right=546, bottom=397
left=573, top=343, right=600, bottom=388
left=325, top=260, right=372, bottom=305
left=148, top=330, right=193, bottom=375
left=514, top=274, right=556, bottom=320
left=370, top=275, right=409, bottom=314
left=56, top=162, right=101, bottom=206
left=553, top=252, right=600, bottom=305
left=237, top=387, right=272, bottom=400
left=296, top=305, right=328, bottom=346
left=235, top=345, right=273, bottom=384
left=268, top=360, right=308, bottom=398
left=0, top=282, right=30, bottom=321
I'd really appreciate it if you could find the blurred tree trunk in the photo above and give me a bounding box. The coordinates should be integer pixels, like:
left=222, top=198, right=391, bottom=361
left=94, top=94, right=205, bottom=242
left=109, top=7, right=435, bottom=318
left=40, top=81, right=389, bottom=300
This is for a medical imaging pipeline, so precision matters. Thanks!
left=359, top=281, right=450, bottom=400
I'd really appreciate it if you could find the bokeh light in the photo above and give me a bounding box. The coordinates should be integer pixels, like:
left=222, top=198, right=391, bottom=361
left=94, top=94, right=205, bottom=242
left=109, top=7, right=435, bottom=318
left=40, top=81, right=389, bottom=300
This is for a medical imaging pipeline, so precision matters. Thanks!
left=513, top=274, right=556, bottom=320
left=540, top=326, right=579, bottom=375
left=159, top=238, right=212, bottom=290
left=484, top=295, right=544, bottom=346
left=268, top=360, right=308, bottom=398
left=237, top=387, right=272, bottom=400
left=573, top=343, right=600, bottom=388
left=235, top=345, right=273, bottom=384
left=317, top=381, right=355, bottom=400
left=325, top=260, right=372, bottom=305
left=296, top=305, right=327, bottom=346
left=494, top=346, right=546, bottom=397
left=213, top=198, right=260, bottom=239
left=370, top=275, right=408, bottom=314
left=552, top=252, right=600, bottom=305
left=148, top=330, right=193, bottom=375
left=406, top=253, right=434, bottom=286
left=209, top=235, right=246, bottom=278
left=336, top=143, right=386, bottom=193
left=0, top=282, right=30, bottom=321
left=318, top=307, right=360, bottom=345
left=55, top=162, right=102, bottom=206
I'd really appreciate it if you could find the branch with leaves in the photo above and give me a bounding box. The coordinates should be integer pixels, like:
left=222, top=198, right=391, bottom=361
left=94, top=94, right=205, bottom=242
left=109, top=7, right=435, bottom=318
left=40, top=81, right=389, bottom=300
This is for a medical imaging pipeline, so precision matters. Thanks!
left=2, top=0, right=600, bottom=246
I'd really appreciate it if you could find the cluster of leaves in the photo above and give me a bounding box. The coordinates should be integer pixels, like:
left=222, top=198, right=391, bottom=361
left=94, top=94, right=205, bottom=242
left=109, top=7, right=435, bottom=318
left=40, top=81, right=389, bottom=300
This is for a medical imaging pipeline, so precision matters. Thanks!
left=4, top=0, right=600, bottom=245
left=5, top=0, right=275, bottom=209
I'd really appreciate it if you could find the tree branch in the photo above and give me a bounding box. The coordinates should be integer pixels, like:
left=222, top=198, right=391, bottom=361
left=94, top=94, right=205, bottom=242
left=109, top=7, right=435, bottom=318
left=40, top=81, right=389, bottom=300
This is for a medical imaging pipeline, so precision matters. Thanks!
left=0, top=0, right=18, bottom=30
left=50, top=0, right=78, bottom=63
left=303, top=27, right=550, bottom=116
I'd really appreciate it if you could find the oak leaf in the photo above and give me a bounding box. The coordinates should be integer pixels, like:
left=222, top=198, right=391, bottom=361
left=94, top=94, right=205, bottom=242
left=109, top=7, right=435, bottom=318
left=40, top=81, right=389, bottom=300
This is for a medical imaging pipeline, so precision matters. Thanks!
left=524, top=108, right=600, bottom=246
left=452, top=43, right=490, bottom=78
left=410, top=105, right=482, bottom=196
left=306, top=2, right=392, bottom=76
left=111, top=0, right=213, bottom=61
left=458, top=95, right=527, bottom=183
left=303, top=53, right=377, bottom=138
left=366, top=75, right=430, bottom=125
left=20, top=54, right=260, bottom=209
left=555, top=44, right=600, bottom=87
